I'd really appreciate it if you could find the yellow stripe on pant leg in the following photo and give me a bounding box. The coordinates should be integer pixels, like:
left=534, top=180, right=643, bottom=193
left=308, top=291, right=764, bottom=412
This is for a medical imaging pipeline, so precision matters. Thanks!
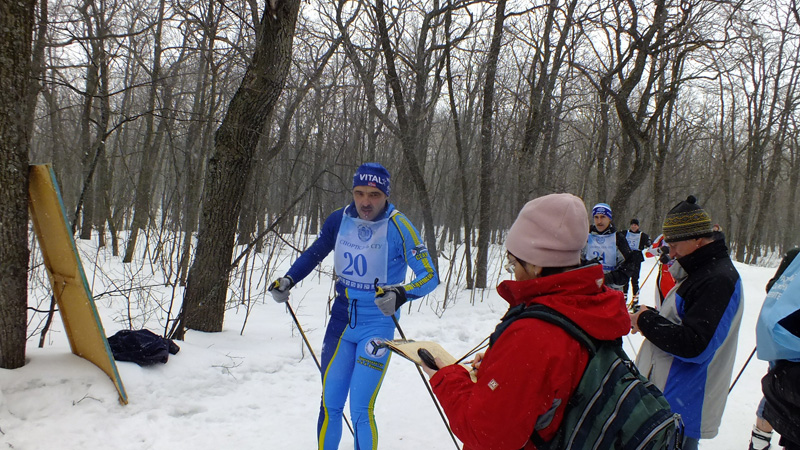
left=367, top=353, right=391, bottom=450
left=318, top=328, right=347, bottom=450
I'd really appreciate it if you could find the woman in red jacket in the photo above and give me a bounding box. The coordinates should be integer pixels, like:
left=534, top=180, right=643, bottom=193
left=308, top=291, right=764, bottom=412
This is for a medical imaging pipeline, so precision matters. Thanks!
left=422, top=193, right=631, bottom=450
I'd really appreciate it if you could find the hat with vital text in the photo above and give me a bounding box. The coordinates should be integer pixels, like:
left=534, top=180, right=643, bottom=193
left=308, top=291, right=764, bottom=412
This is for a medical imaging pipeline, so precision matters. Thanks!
left=353, top=162, right=391, bottom=196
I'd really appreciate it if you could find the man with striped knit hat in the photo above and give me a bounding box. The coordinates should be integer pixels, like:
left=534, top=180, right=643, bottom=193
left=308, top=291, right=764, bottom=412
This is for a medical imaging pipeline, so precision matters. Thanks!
left=630, top=195, right=744, bottom=450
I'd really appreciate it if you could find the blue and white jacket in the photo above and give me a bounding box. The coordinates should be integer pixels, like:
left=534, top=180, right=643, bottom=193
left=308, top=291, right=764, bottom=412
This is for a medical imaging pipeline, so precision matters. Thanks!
left=285, top=201, right=438, bottom=319
left=635, top=238, right=743, bottom=439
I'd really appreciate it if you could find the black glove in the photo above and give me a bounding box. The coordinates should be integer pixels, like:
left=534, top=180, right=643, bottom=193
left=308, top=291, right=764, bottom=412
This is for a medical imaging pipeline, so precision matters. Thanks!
left=659, top=246, right=672, bottom=264
left=268, top=276, right=294, bottom=303
left=374, top=285, right=407, bottom=316
left=418, top=348, right=439, bottom=370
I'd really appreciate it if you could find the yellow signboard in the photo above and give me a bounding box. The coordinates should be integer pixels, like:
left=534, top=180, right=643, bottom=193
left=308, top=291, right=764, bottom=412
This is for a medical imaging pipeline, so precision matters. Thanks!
left=28, top=164, right=127, bottom=404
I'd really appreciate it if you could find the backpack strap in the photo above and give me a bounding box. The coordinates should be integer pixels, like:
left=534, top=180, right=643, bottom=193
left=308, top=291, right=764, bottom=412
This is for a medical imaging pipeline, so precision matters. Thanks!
left=490, top=303, right=598, bottom=356
left=490, top=303, right=609, bottom=450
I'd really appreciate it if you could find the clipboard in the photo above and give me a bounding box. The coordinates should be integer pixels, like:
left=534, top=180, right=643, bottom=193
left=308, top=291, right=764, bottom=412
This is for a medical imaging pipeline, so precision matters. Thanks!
left=383, top=339, right=477, bottom=382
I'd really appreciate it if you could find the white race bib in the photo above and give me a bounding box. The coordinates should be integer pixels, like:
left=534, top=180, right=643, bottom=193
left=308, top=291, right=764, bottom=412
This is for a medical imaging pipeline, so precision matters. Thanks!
left=587, top=234, right=617, bottom=272
left=334, top=210, right=391, bottom=291
left=626, top=231, right=642, bottom=251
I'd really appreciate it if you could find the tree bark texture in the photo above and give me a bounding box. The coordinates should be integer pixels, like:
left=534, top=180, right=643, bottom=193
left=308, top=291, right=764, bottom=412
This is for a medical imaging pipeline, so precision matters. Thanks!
left=124, top=0, right=167, bottom=262
left=373, top=0, right=440, bottom=272
left=0, top=0, right=35, bottom=369
left=475, top=0, right=506, bottom=288
left=180, top=0, right=301, bottom=335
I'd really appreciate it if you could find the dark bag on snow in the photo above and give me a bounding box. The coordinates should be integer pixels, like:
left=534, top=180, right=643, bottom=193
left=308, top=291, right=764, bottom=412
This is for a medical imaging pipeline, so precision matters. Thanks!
left=762, top=359, right=800, bottom=445
left=107, top=329, right=180, bottom=366
left=490, top=304, right=684, bottom=450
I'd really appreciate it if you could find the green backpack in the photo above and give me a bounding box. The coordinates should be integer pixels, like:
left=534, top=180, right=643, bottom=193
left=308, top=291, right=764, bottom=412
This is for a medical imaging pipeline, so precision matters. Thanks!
left=489, top=304, right=684, bottom=450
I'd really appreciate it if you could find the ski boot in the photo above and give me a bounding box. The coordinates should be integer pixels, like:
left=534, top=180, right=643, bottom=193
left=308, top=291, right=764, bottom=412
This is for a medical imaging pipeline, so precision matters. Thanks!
left=749, top=425, right=772, bottom=450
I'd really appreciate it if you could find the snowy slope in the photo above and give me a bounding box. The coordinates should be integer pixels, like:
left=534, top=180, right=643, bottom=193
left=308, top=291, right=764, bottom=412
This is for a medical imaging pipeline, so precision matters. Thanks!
left=0, top=239, right=779, bottom=449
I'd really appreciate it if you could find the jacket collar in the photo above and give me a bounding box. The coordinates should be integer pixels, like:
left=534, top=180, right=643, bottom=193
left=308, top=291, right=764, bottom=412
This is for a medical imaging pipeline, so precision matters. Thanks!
left=344, top=201, right=394, bottom=221
left=495, top=263, right=631, bottom=341
left=496, top=264, right=605, bottom=308
left=590, top=224, right=617, bottom=235
left=676, top=238, right=729, bottom=274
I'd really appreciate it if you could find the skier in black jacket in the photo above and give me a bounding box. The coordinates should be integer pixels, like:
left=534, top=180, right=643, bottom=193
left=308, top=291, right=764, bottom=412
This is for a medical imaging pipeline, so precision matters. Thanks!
left=623, top=218, right=651, bottom=305
left=581, top=203, right=640, bottom=292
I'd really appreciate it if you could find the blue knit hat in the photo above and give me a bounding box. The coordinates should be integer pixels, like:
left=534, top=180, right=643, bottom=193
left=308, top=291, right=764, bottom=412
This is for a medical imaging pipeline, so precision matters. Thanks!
left=592, top=203, right=612, bottom=220
left=352, top=163, right=391, bottom=196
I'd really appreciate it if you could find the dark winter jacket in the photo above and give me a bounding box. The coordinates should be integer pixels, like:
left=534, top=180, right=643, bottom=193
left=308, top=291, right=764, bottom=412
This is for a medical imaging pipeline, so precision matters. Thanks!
left=625, top=230, right=652, bottom=268
left=430, top=264, right=631, bottom=450
left=762, top=360, right=800, bottom=446
left=635, top=238, right=744, bottom=439
left=759, top=248, right=800, bottom=446
left=582, top=224, right=639, bottom=290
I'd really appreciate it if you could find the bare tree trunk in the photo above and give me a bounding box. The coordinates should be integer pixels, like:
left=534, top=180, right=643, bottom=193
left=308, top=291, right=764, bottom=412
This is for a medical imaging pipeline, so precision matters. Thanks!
left=595, top=93, right=611, bottom=201
left=475, top=0, right=506, bottom=288
left=444, top=1, right=473, bottom=288
left=783, top=135, right=800, bottom=251
left=178, top=0, right=219, bottom=284
left=373, top=0, right=441, bottom=271
left=746, top=29, right=800, bottom=263
left=651, top=91, right=675, bottom=233
left=714, top=75, right=736, bottom=248
left=123, top=0, right=168, bottom=262
left=24, top=0, right=47, bottom=139
left=178, top=0, right=301, bottom=337
left=95, top=42, right=112, bottom=249
left=77, top=8, right=99, bottom=239
left=518, top=0, right=579, bottom=202
left=0, top=0, right=34, bottom=369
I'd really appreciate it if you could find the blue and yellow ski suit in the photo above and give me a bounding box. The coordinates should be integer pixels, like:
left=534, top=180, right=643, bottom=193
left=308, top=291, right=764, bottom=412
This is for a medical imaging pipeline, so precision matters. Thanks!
left=284, top=201, right=438, bottom=450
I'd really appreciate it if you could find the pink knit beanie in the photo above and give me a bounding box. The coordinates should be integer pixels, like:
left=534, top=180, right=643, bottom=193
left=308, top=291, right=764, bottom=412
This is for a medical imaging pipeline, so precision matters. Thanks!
left=505, top=193, right=589, bottom=267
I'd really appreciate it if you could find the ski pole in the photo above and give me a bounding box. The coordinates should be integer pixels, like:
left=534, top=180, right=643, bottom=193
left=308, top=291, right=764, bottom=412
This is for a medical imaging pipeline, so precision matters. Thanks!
left=628, top=261, right=658, bottom=311
left=455, top=336, right=490, bottom=364
left=271, top=280, right=355, bottom=437
left=375, top=280, right=461, bottom=450
left=286, top=301, right=354, bottom=436
left=390, top=314, right=461, bottom=450
left=729, top=346, right=757, bottom=393
left=285, top=301, right=354, bottom=436
left=285, top=302, right=322, bottom=371
left=639, top=259, right=658, bottom=290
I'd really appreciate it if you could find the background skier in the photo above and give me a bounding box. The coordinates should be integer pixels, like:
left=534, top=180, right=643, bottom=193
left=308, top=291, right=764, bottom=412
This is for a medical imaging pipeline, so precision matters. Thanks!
left=623, top=218, right=652, bottom=308
left=269, top=162, right=439, bottom=450
left=581, top=203, right=639, bottom=291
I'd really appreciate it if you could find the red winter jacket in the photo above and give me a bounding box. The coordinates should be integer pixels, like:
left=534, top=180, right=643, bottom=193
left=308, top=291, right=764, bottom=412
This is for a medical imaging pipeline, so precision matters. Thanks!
left=430, top=264, right=631, bottom=450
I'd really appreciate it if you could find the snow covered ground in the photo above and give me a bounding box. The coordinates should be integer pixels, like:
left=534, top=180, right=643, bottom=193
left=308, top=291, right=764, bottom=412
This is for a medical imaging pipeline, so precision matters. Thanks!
left=0, top=236, right=780, bottom=449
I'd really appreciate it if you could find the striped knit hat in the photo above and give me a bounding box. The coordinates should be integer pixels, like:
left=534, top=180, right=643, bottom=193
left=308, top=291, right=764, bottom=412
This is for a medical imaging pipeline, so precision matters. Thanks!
left=662, top=195, right=713, bottom=243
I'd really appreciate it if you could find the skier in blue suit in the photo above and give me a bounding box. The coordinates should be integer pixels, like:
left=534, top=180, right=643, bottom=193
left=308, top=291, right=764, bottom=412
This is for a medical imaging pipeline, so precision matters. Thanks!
left=270, top=162, right=439, bottom=450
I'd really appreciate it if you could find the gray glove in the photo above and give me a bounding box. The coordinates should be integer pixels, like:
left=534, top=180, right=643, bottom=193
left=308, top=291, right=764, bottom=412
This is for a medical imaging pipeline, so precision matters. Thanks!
left=269, top=276, right=294, bottom=303
left=374, top=285, right=407, bottom=316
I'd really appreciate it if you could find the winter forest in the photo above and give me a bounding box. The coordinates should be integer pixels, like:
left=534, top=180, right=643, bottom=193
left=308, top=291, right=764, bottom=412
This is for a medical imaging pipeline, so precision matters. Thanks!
left=2, top=0, right=800, bottom=370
